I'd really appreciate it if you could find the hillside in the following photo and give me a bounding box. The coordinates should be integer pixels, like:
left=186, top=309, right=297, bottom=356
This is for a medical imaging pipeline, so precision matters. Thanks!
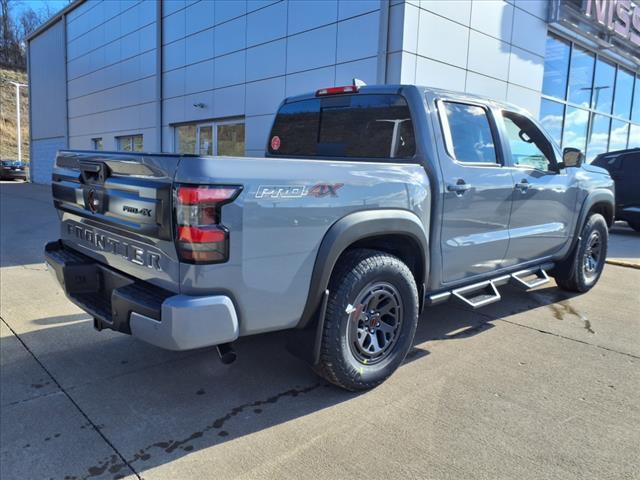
left=0, top=68, right=29, bottom=162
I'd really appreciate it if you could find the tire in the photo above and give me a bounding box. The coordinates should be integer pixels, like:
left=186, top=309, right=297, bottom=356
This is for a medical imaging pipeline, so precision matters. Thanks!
left=315, top=249, right=419, bottom=391
left=553, top=213, right=608, bottom=293
left=628, top=221, right=640, bottom=233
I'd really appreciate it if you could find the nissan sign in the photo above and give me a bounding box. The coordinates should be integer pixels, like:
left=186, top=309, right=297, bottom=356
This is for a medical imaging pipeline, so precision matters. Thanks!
left=584, top=0, right=640, bottom=47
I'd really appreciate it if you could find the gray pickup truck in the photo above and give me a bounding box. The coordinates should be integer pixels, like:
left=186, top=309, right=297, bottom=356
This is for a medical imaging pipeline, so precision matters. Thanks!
left=45, top=84, right=614, bottom=390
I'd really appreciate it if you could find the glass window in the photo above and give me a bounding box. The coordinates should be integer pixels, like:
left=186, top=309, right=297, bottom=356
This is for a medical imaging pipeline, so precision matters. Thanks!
left=176, top=125, right=196, bottom=154
left=567, top=46, right=595, bottom=108
left=591, top=59, right=615, bottom=114
left=269, top=95, right=416, bottom=160
left=539, top=99, right=564, bottom=145
left=609, top=120, right=629, bottom=152
left=586, top=114, right=610, bottom=161
left=441, top=102, right=497, bottom=164
left=217, top=123, right=245, bottom=156
left=175, top=121, right=245, bottom=156
left=633, top=76, right=640, bottom=124
left=91, top=138, right=103, bottom=151
left=542, top=35, right=570, bottom=100
left=133, top=135, right=143, bottom=152
left=629, top=125, right=640, bottom=148
left=502, top=111, right=555, bottom=172
left=117, top=135, right=143, bottom=152
left=199, top=126, right=213, bottom=156
left=613, top=69, right=634, bottom=119
left=563, top=107, right=589, bottom=151
left=268, top=99, right=320, bottom=156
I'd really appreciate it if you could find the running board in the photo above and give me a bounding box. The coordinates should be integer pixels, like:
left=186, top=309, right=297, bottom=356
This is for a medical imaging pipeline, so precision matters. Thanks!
left=451, top=280, right=502, bottom=309
left=427, top=263, right=554, bottom=309
left=510, top=267, right=550, bottom=290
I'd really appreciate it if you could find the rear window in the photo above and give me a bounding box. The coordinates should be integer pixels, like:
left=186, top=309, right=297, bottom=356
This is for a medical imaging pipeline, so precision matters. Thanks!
left=268, top=94, right=416, bottom=160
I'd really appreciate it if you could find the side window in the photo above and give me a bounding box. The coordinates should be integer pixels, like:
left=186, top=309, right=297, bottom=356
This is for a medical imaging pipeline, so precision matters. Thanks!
left=441, top=102, right=498, bottom=164
left=502, top=111, right=556, bottom=172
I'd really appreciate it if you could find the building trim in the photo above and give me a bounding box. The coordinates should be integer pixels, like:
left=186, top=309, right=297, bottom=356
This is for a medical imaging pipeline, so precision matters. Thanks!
left=63, top=14, right=69, bottom=149
left=156, top=0, right=163, bottom=152
left=27, top=27, right=33, bottom=178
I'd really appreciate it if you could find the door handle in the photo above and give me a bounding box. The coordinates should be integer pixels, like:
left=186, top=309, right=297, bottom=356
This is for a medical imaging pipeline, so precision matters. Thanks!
left=515, top=179, right=530, bottom=193
left=447, top=181, right=471, bottom=195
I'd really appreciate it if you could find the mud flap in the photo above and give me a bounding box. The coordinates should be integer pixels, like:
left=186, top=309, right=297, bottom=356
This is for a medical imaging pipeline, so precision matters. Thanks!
left=285, top=289, right=329, bottom=366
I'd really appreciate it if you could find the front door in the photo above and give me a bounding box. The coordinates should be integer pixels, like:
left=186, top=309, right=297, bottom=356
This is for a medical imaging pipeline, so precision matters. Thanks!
left=498, top=109, right=577, bottom=266
left=435, top=99, right=515, bottom=284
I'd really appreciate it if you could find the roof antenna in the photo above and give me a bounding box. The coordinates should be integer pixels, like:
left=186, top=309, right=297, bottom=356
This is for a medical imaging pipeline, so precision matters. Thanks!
left=352, top=78, right=367, bottom=88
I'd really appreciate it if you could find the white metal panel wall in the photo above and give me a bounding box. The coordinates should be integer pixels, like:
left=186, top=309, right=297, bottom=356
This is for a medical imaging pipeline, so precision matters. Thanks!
left=31, top=138, right=67, bottom=184
left=29, top=20, right=67, bottom=140
left=160, top=0, right=383, bottom=156
left=66, top=0, right=159, bottom=151
left=28, top=19, right=67, bottom=184
left=387, top=0, right=548, bottom=117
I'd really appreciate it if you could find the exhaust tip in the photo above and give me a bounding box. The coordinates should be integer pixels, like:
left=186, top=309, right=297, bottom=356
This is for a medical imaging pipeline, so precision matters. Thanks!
left=216, top=343, right=236, bottom=365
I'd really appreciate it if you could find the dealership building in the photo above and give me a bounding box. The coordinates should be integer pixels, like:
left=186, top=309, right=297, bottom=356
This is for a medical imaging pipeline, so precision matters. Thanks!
left=27, top=0, right=640, bottom=183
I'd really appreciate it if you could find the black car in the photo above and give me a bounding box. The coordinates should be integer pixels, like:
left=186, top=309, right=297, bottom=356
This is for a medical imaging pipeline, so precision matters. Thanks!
left=592, top=148, right=640, bottom=232
left=0, top=160, right=28, bottom=181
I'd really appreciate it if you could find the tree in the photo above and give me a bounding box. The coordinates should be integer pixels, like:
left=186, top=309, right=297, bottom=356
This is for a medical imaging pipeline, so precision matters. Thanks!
left=0, top=0, right=64, bottom=70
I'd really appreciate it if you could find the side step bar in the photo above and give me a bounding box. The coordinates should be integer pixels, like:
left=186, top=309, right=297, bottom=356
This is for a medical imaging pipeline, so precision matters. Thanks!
left=452, top=279, right=503, bottom=309
left=428, top=264, right=553, bottom=309
left=510, top=267, right=550, bottom=290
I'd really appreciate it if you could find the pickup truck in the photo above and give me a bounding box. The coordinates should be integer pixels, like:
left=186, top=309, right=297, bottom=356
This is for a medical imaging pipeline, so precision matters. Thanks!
left=45, top=84, right=615, bottom=391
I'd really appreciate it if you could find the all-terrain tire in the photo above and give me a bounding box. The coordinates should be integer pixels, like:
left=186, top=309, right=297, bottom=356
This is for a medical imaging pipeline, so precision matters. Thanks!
left=315, top=249, right=419, bottom=391
left=553, top=213, right=608, bottom=293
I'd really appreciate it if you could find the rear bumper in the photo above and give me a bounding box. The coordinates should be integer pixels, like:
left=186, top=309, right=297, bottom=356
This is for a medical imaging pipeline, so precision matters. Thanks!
left=44, top=240, right=239, bottom=350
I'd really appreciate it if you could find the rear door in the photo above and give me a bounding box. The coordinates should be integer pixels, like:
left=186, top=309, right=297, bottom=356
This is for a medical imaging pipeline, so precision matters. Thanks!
left=52, top=151, right=182, bottom=292
left=433, top=97, right=514, bottom=284
left=497, top=109, right=577, bottom=265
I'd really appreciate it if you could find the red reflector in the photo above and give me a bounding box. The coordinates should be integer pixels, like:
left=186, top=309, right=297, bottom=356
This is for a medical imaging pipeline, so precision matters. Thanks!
left=315, top=85, right=359, bottom=96
left=178, top=186, right=238, bottom=205
left=178, top=226, right=226, bottom=243
left=179, top=250, right=226, bottom=262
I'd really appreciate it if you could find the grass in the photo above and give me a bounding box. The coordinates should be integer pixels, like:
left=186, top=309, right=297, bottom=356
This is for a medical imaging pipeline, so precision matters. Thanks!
left=0, top=67, right=29, bottom=162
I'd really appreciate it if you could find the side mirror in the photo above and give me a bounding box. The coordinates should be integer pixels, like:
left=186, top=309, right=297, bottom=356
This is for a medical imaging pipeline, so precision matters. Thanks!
left=560, top=147, right=584, bottom=168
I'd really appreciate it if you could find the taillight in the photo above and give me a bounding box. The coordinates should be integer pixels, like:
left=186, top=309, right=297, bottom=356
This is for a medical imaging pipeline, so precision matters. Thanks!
left=175, top=185, right=241, bottom=264
left=315, top=85, right=359, bottom=96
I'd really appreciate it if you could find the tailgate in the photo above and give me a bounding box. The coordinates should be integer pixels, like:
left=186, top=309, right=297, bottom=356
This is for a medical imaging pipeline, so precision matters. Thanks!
left=51, top=150, right=183, bottom=292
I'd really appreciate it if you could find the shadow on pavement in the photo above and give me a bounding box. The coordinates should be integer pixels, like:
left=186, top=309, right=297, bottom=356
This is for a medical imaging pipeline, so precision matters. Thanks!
left=4, top=295, right=513, bottom=480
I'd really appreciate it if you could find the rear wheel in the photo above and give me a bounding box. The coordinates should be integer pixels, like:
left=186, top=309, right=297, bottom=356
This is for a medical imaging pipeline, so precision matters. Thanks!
left=315, top=249, right=419, bottom=391
left=553, top=213, right=608, bottom=293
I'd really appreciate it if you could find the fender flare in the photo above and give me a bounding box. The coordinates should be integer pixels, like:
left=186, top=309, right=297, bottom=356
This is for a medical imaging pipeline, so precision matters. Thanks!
left=565, top=188, right=615, bottom=257
left=296, top=209, right=429, bottom=329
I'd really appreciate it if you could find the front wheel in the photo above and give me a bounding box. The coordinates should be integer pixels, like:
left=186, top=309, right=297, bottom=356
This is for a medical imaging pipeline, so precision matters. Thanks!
left=553, top=213, right=608, bottom=293
left=315, top=249, right=419, bottom=391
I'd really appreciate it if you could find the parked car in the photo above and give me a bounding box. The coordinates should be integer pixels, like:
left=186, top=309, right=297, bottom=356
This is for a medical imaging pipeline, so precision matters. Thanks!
left=0, top=160, right=28, bottom=181
left=591, top=148, right=640, bottom=232
left=44, top=85, right=615, bottom=391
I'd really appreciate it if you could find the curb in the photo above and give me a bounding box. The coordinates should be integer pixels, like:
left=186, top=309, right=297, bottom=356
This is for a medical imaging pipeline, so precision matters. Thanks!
left=606, top=259, right=640, bottom=270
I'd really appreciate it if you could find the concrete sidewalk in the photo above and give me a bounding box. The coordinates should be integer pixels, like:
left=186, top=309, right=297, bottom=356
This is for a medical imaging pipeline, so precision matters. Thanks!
left=1, top=182, right=639, bottom=480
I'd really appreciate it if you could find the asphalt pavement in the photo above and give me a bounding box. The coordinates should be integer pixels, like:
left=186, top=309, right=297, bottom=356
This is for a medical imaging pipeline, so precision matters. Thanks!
left=1, top=181, right=639, bottom=480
